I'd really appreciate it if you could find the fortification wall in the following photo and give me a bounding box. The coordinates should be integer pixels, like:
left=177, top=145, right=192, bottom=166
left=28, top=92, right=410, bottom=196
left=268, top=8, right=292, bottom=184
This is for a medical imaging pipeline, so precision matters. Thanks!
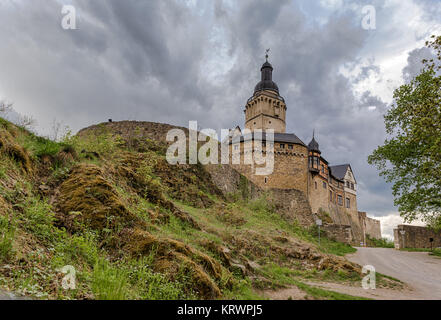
left=394, top=225, right=441, bottom=249
left=322, top=224, right=352, bottom=244
left=206, top=164, right=314, bottom=227
left=229, top=142, right=309, bottom=193
left=365, top=216, right=382, bottom=240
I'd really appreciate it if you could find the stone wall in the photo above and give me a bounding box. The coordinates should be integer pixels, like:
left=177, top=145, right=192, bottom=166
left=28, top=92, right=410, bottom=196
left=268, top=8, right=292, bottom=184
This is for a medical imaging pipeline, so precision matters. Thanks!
left=394, top=225, right=441, bottom=249
left=322, top=224, right=352, bottom=244
left=365, top=216, right=382, bottom=240
left=78, top=120, right=189, bottom=143
left=266, top=189, right=315, bottom=226
left=230, top=141, right=309, bottom=193
left=206, top=164, right=315, bottom=227
left=205, top=164, right=261, bottom=199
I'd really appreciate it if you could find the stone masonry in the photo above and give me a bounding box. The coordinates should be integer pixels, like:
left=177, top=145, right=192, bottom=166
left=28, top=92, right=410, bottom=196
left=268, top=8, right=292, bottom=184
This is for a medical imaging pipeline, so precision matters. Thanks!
left=394, top=225, right=441, bottom=249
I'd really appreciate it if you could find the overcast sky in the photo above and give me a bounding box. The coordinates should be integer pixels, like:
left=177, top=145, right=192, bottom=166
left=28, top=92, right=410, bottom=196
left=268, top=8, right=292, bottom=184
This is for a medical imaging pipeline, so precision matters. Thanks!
left=0, top=0, right=440, bottom=239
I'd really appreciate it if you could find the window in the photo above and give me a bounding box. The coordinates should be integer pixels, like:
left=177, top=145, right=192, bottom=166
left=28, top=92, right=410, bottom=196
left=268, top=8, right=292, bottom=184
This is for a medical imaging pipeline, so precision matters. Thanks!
left=351, top=183, right=355, bottom=190
left=346, top=181, right=350, bottom=188
left=264, top=177, right=268, bottom=184
left=288, top=144, right=293, bottom=150
left=280, top=144, right=285, bottom=149
left=346, top=198, right=350, bottom=208
left=321, top=165, right=325, bottom=174
left=315, top=157, right=320, bottom=168
left=234, top=145, right=239, bottom=151
left=338, top=195, right=343, bottom=206
left=323, top=181, right=327, bottom=189
left=330, top=191, right=333, bottom=201
left=262, top=142, right=266, bottom=147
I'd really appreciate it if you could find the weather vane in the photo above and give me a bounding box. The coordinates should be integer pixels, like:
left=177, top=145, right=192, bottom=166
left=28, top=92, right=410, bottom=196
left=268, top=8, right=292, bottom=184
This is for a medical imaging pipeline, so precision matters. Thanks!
left=265, top=48, right=270, bottom=61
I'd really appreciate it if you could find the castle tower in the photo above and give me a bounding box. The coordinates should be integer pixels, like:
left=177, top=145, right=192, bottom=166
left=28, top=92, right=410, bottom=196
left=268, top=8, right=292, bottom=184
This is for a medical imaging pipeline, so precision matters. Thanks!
left=244, top=56, right=287, bottom=133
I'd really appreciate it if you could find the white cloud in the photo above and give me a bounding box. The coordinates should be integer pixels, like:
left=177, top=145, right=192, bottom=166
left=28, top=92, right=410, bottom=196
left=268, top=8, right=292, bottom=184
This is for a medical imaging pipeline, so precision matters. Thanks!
left=378, top=213, right=426, bottom=240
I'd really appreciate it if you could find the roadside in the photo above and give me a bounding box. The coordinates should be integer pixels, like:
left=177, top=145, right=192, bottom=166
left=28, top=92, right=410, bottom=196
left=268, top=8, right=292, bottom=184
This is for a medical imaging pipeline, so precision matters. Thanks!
left=346, top=247, right=441, bottom=300
left=264, top=247, right=441, bottom=300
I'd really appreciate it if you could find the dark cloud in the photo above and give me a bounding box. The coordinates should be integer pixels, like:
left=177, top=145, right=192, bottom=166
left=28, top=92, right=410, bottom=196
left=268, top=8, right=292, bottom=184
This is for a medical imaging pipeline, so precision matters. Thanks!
left=0, top=0, right=439, bottom=219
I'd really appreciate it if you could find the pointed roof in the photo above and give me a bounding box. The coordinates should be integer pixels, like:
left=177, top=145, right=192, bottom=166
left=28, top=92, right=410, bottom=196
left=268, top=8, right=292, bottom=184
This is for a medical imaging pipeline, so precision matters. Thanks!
left=308, top=131, right=320, bottom=153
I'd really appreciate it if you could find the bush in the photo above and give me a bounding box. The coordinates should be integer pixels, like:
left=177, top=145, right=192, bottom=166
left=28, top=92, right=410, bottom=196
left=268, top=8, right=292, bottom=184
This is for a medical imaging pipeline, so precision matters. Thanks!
left=20, top=197, right=61, bottom=244
left=367, top=235, right=395, bottom=248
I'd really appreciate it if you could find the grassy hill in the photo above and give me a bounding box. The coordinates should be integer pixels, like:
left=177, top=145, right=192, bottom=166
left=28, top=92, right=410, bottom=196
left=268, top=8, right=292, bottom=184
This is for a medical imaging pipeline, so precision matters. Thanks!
left=0, top=118, right=395, bottom=300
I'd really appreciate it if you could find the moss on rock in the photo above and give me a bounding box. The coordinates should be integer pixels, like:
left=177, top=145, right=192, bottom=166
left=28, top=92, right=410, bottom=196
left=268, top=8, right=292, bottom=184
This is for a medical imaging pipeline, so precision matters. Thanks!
left=57, top=164, right=137, bottom=230
left=0, top=129, right=32, bottom=173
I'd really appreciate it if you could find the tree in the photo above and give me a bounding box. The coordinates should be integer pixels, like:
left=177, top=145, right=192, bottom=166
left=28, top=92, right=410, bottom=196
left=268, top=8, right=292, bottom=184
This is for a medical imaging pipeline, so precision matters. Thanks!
left=368, top=35, right=441, bottom=229
left=0, top=100, right=12, bottom=114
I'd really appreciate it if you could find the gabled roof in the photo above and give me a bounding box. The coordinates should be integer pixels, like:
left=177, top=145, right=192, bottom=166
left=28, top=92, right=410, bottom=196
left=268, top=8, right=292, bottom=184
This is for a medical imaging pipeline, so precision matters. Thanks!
left=329, top=164, right=356, bottom=183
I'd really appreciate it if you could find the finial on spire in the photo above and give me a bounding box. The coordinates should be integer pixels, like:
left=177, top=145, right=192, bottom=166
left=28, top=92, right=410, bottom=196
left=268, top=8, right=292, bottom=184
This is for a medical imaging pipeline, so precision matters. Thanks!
left=313, top=129, right=315, bottom=139
left=265, top=48, right=270, bottom=61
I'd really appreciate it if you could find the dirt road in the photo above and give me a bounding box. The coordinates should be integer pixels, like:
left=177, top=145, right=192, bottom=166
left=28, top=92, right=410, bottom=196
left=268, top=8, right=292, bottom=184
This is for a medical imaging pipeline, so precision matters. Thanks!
left=347, top=247, right=441, bottom=300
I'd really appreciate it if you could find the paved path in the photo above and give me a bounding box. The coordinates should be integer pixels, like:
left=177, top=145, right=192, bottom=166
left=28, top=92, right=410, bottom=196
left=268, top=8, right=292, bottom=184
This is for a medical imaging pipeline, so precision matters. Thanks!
left=0, top=290, right=31, bottom=300
left=347, top=247, right=441, bottom=300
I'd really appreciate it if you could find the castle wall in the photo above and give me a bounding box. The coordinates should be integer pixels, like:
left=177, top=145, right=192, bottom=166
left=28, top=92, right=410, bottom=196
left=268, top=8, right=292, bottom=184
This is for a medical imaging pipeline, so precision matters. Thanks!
left=322, top=224, right=352, bottom=244
left=206, top=164, right=315, bottom=227
left=394, top=225, right=441, bottom=249
left=365, top=216, right=381, bottom=240
left=230, top=141, right=309, bottom=194
left=308, top=174, right=329, bottom=216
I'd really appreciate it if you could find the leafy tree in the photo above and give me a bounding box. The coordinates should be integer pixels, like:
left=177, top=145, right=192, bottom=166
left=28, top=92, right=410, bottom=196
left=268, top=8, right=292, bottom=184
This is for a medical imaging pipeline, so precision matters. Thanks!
left=368, top=35, right=441, bottom=228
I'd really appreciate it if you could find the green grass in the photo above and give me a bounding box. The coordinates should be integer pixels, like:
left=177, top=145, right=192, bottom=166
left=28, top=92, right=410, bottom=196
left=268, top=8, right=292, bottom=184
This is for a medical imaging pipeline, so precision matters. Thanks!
left=293, top=280, right=370, bottom=300
left=243, top=197, right=356, bottom=256
left=0, top=214, right=15, bottom=262
left=400, top=248, right=432, bottom=252
left=400, top=247, right=441, bottom=258
left=91, top=258, right=130, bottom=300
left=19, top=197, right=63, bottom=244
left=258, top=263, right=367, bottom=300
left=367, top=235, right=395, bottom=248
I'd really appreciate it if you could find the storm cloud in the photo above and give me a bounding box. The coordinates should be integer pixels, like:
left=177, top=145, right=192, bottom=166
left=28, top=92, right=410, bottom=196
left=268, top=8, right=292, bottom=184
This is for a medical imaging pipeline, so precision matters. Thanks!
left=0, top=0, right=440, bottom=237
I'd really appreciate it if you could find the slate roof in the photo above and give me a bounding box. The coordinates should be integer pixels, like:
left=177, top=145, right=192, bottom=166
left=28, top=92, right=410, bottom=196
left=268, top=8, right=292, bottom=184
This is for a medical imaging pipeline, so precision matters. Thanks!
left=231, top=132, right=306, bottom=147
left=308, top=137, right=320, bottom=152
left=329, top=164, right=350, bottom=181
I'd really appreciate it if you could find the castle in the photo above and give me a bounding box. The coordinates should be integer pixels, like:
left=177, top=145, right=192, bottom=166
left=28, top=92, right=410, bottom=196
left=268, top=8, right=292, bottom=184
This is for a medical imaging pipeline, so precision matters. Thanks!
left=228, top=57, right=382, bottom=244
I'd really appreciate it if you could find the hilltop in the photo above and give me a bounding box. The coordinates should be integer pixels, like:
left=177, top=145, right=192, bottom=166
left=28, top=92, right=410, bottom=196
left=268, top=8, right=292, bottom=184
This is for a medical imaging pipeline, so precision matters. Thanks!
left=0, top=118, right=400, bottom=300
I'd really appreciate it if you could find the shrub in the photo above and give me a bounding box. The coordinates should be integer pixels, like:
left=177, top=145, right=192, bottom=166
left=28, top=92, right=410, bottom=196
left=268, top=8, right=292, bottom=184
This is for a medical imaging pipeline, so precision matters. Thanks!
left=367, top=235, right=395, bottom=248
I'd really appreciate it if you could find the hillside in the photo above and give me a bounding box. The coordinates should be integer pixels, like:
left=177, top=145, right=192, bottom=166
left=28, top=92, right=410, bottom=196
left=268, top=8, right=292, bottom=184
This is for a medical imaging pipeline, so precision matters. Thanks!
left=0, top=118, right=399, bottom=300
